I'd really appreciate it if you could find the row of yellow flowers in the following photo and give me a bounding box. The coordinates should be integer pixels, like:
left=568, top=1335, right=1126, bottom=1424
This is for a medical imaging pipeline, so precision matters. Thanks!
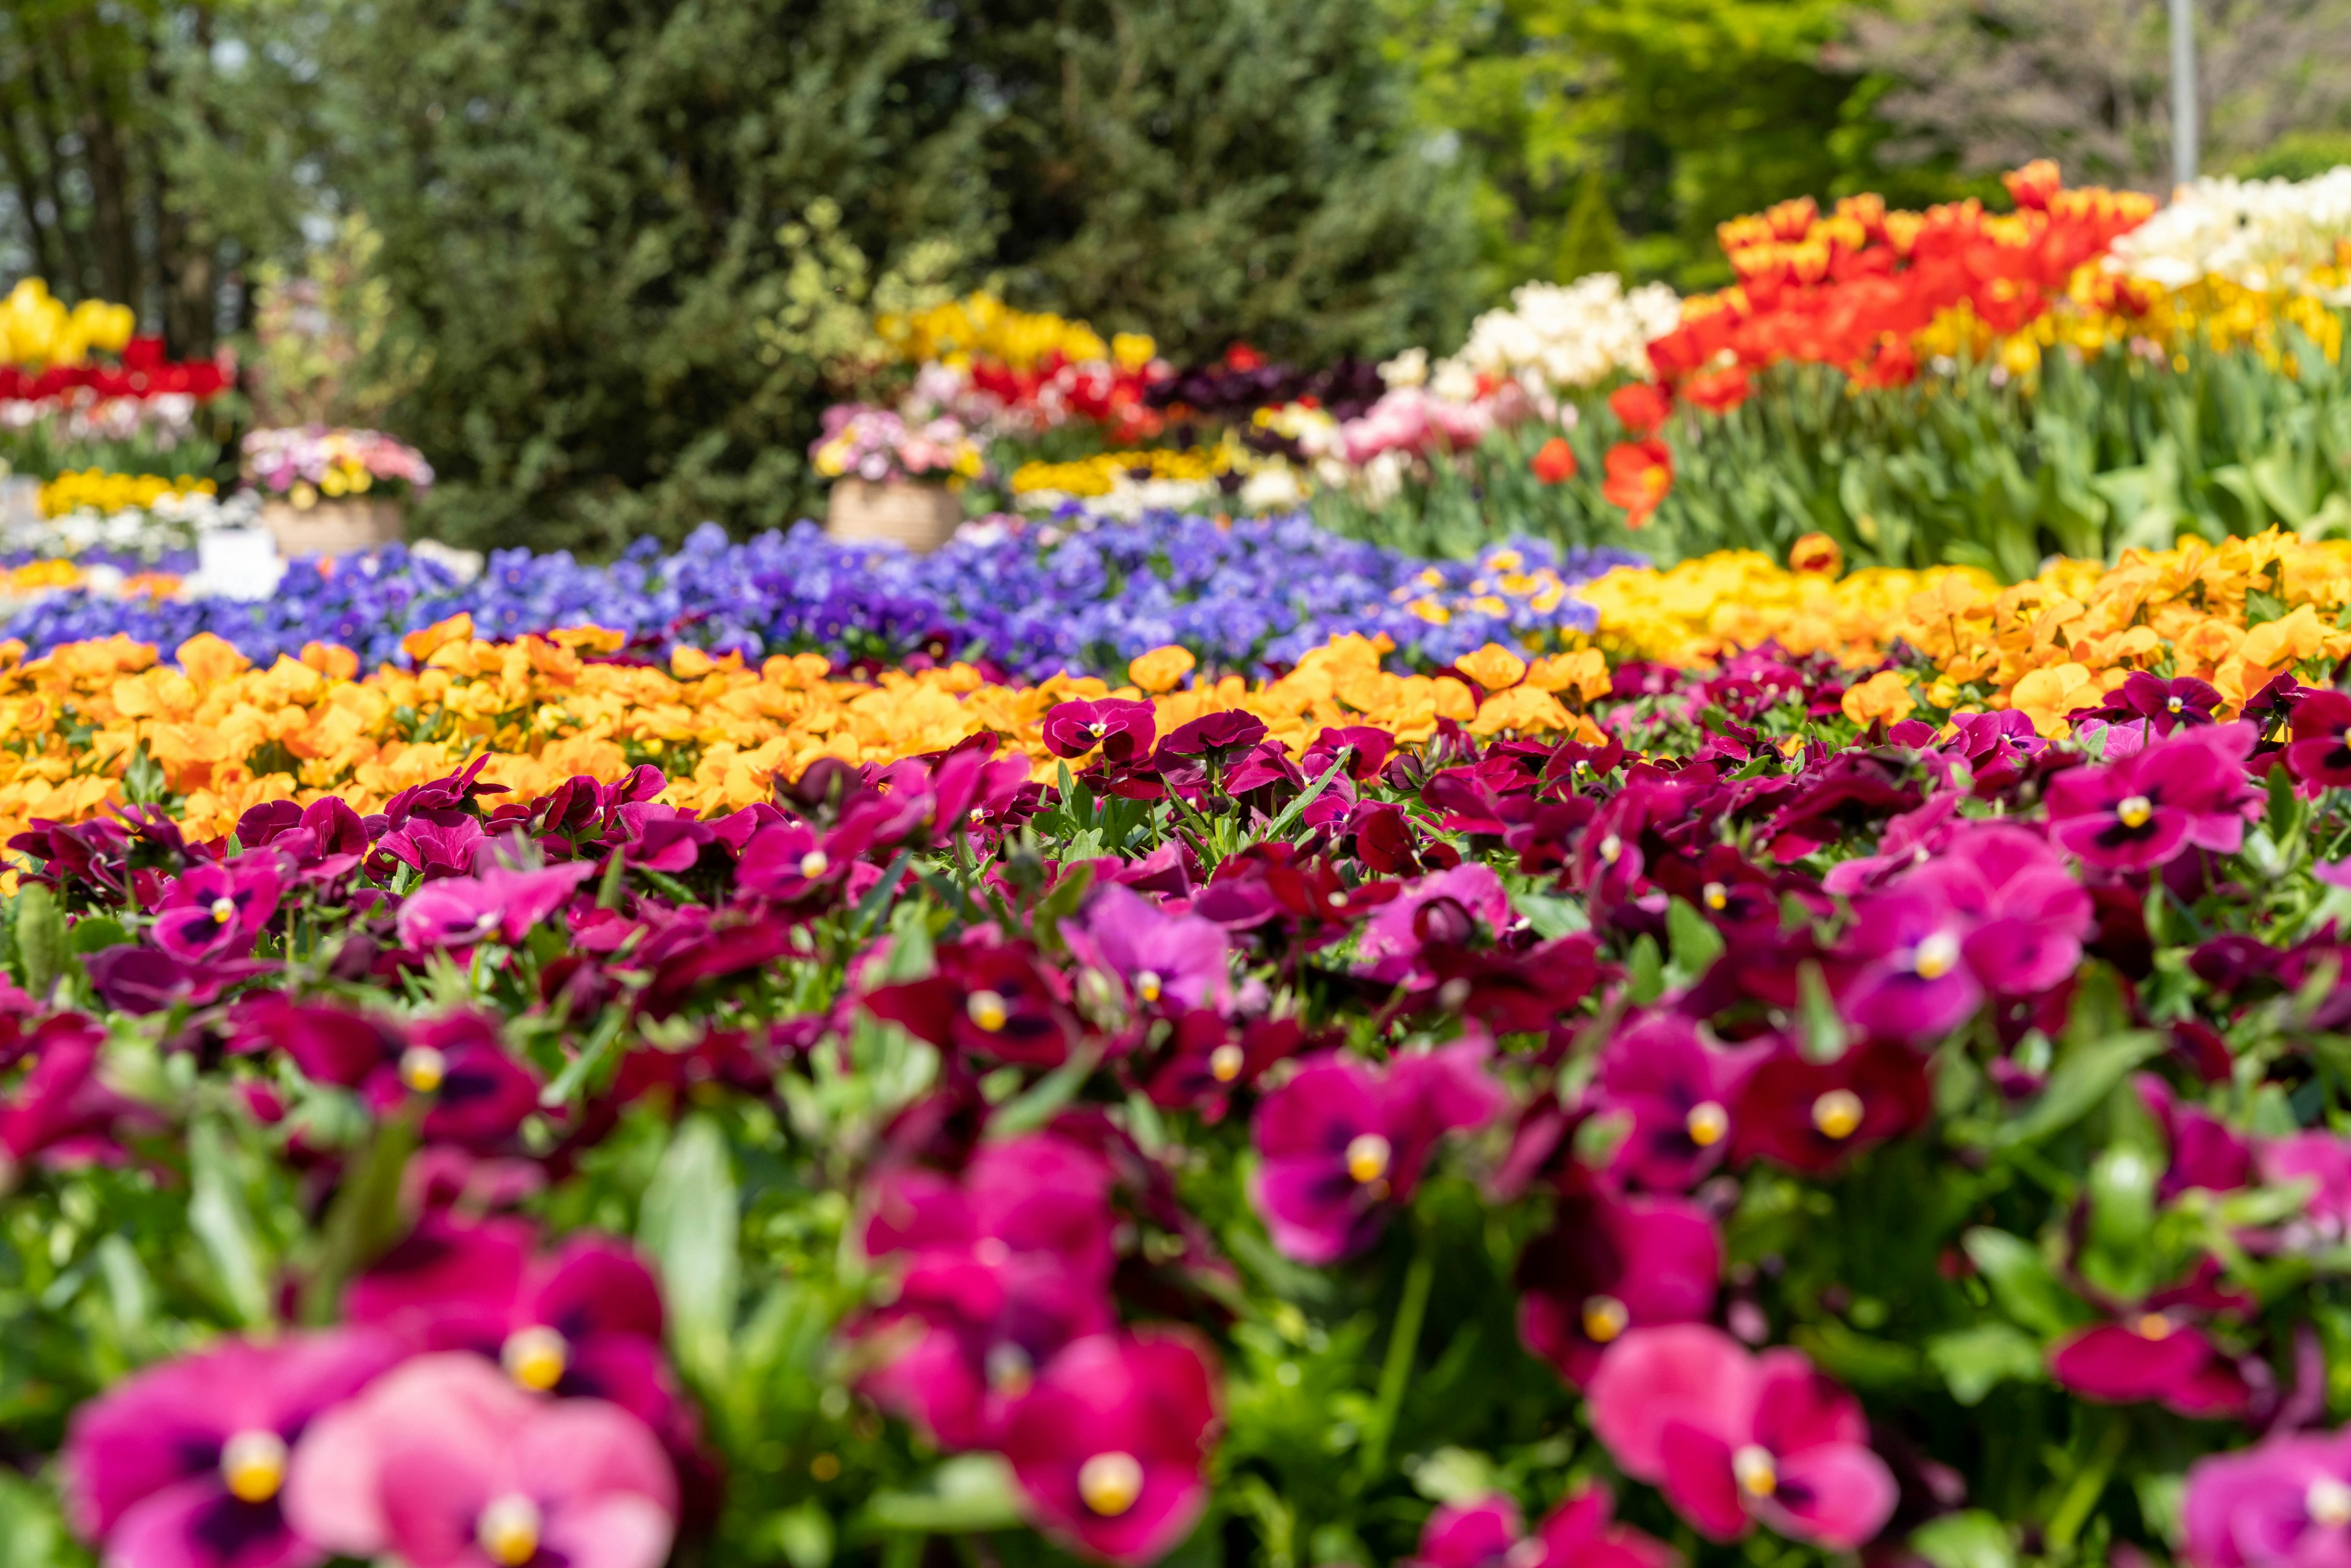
left=38, top=470, right=214, bottom=519
left=0, top=530, right=2346, bottom=854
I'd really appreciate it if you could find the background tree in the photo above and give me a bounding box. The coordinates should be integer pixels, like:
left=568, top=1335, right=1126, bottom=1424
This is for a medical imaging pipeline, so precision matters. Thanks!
left=1840, top=0, right=2351, bottom=190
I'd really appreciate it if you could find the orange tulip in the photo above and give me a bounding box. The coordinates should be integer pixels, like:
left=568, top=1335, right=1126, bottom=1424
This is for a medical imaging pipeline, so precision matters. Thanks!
left=1601, top=440, right=1674, bottom=529
left=1531, top=436, right=1578, bottom=485
left=1607, top=381, right=1673, bottom=437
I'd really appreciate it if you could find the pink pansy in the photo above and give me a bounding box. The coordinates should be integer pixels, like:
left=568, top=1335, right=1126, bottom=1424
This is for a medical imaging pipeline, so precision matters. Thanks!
left=345, top=1217, right=685, bottom=1441
left=2048, top=1261, right=2258, bottom=1421
left=1406, top=1488, right=1678, bottom=1568
left=1587, top=1324, right=1897, bottom=1549
left=2045, top=722, right=2263, bottom=872
left=283, top=1353, right=677, bottom=1568
left=855, top=1135, right=1119, bottom=1446
left=2263, top=1131, right=2351, bottom=1246
left=396, top=863, right=594, bottom=950
left=151, top=858, right=282, bottom=964
left=999, top=1331, right=1221, bottom=1568
left=2183, top=1427, right=2351, bottom=1568
left=1357, top=863, right=1515, bottom=984
left=1515, top=1189, right=1722, bottom=1388
left=1249, top=1044, right=1505, bottom=1264
left=1588, top=1015, right=1763, bottom=1193
left=60, top=1330, right=405, bottom=1568
left=1063, top=882, right=1233, bottom=1012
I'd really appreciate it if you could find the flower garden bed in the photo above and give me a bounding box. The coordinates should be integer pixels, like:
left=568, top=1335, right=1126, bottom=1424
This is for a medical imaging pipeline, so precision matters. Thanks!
left=4, top=513, right=2351, bottom=1568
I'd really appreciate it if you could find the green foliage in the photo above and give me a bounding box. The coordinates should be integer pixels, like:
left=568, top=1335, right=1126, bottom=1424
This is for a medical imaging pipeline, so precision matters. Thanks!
left=1382, top=0, right=1957, bottom=296
left=956, top=0, right=1481, bottom=365
left=1323, top=313, right=2351, bottom=577
left=1555, top=165, right=1629, bottom=282
left=153, top=0, right=1474, bottom=553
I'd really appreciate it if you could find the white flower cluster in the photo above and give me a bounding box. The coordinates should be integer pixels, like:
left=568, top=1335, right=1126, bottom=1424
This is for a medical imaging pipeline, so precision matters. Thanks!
left=1435, top=273, right=1684, bottom=396
left=2109, top=168, right=2351, bottom=300
left=6, top=486, right=261, bottom=563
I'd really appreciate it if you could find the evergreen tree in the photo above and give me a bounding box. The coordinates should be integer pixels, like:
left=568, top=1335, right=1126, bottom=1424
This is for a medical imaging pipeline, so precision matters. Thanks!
left=954, top=0, right=1478, bottom=364
left=164, top=0, right=1473, bottom=552
left=1555, top=163, right=1627, bottom=280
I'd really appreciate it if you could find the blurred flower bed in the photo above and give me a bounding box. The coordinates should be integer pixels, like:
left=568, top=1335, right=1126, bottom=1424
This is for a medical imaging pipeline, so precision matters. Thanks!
left=10, top=523, right=2351, bottom=1568
left=0, top=513, right=1637, bottom=679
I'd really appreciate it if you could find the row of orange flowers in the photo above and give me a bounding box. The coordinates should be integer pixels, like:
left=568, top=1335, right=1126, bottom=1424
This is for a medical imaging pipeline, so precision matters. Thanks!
left=0, top=530, right=2343, bottom=853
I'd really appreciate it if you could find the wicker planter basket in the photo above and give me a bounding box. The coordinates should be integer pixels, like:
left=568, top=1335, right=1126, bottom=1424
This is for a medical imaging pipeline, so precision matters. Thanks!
left=260, top=498, right=405, bottom=558
left=824, top=479, right=962, bottom=552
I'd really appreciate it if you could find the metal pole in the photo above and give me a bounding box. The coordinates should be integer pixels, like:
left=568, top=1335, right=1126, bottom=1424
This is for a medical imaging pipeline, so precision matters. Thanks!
left=2169, top=0, right=2199, bottom=186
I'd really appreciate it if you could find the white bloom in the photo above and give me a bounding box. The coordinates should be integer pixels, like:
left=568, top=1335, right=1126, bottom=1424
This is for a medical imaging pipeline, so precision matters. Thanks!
left=2110, top=168, right=2351, bottom=301
left=1441, top=272, right=1683, bottom=394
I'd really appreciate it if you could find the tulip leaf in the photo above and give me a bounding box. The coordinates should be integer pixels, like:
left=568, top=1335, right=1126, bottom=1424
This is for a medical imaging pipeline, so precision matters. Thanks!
left=1926, top=1324, right=2048, bottom=1406
left=187, top=1118, right=272, bottom=1327
left=640, top=1114, right=740, bottom=1384
left=1910, top=1509, right=2016, bottom=1568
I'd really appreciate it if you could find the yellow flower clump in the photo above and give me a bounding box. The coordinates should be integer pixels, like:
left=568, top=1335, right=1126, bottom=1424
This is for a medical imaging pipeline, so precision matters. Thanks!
left=1896, top=528, right=2351, bottom=732
left=1008, top=445, right=1234, bottom=498
left=1579, top=551, right=1998, bottom=669
left=39, top=471, right=215, bottom=519
left=0, top=279, right=135, bottom=369
left=0, top=621, right=1611, bottom=852
left=877, top=292, right=1157, bottom=372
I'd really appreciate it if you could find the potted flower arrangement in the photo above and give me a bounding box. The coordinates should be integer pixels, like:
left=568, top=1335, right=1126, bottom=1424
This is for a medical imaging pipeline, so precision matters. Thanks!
left=242, top=425, right=433, bottom=557
left=811, top=403, right=984, bottom=551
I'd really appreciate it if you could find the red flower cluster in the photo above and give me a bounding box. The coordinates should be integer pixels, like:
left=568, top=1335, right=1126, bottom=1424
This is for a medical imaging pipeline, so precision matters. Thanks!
left=967, top=351, right=1170, bottom=445
left=0, top=336, right=231, bottom=402
left=1648, top=163, right=2159, bottom=387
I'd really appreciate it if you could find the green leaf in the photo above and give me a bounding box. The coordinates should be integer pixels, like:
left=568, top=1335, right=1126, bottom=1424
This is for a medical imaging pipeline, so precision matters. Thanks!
left=639, top=1114, right=740, bottom=1384
left=772, top=1503, right=834, bottom=1568
left=15, top=883, right=66, bottom=1001
left=1926, top=1324, right=2047, bottom=1406
left=1997, top=1031, right=2164, bottom=1147
left=303, top=1111, right=417, bottom=1324
left=0, top=1469, right=69, bottom=1568
left=1962, top=1228, right=2091, bottom=1337
left=189, top=1118, right=272, bottom=1327
left=1797, top=960, right=1847, bottom=1063
left=986, top=1042, right=1101, bottom=1138
left=1512, top=891, right=1589, bottom=939
left=864, top=1454, right=1024, bottom=1532
left=1910, top=1509, right=2016, bottom=1568
left=68, top=917, right=130, bottom=955
left=1625, top=934, right=1664, bottom=1006
left=1663, top=896, right=1724, bottom=984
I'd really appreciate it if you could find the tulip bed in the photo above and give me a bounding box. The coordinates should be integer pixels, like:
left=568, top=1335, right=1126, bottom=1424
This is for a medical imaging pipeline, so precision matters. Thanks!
left=13, top=528, right=2351, bottom=1568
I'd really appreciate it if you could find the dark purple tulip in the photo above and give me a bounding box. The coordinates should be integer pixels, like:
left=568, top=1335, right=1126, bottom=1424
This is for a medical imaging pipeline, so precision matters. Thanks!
left=59, top=1330, right=405, bottom=1568
left=1249, top=1044, right=1504, bottom=1264
left=1517, top=1189, right=1722, bottom=1387
left=2045, top=722, right=2263, bottom=871
left=1000, top=1330, right=1220, bottom=1568
left=1042, top=699, right=1157, bottom=765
